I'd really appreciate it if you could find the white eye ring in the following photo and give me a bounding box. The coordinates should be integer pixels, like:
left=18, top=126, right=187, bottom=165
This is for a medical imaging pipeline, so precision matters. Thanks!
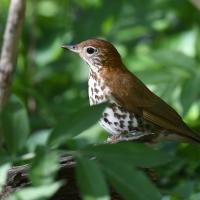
left=85, top=46, right=97, bottom=55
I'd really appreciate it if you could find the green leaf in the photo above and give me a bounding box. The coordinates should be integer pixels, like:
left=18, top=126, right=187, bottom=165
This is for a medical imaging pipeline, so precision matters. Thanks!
left=29, top=147, right=59, bottom=186
left=151, top=50, right=197, bottom=74
left=81, top=143, right=172, bottom=168
left=76, top=157, right=110, bottom=200
left=190, top=193, right=200, bottom=200
left=173, top=181, right=194, bottom=199
left=0, top=148, right=10, bottom=165
left=48, top=103, right=107, bottom=147
left=101, top=159, right=161, bottom=200
left=7, top=182, right=62, bottom=200
left=136, top=69, right=173, bottom=84
left=0, top=95, right=30, bottom=155
left=0, top=163, right=11, bottom=192
left=26, top=129, right=51, bottom=152
left=73, top=124, right=107, bottom=149
left=195, top=27, right=200, bottom=60
left=180, top=72, right=200, bottom=115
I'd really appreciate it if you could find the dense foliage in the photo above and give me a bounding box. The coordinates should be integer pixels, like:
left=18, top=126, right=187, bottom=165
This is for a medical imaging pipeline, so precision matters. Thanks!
left=1, top=0, right=200, bottom=199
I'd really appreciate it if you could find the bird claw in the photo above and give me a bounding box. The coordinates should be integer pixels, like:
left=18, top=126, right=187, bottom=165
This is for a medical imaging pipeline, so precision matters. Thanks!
left=106, top=132, right=157, bottom=144
left=106, top=135, right=121, bottom=144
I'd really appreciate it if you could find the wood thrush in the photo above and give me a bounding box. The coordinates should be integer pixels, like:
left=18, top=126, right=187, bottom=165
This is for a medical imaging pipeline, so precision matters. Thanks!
left=62, top=39, right=200, bottom=143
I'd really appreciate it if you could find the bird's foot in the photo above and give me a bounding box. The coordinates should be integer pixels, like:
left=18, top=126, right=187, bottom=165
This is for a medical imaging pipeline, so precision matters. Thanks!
left=106, top=132, right=158, bottom=144
left=106, top=135, right=122, bottom=144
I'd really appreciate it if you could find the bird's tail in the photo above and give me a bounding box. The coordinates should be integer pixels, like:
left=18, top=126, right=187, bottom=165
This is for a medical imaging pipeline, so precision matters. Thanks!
left=179, top=128, right=200, bottom=144
left=153, top=128, right=200, bottom=144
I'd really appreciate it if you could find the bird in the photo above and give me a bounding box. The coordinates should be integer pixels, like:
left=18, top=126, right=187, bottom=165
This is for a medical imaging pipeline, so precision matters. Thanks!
left=62, top=39, right=200, bottom=144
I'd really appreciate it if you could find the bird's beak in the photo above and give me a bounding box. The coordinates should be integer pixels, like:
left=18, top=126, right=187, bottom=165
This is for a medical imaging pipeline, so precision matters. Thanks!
left=61, top=45, right=80, bottom=53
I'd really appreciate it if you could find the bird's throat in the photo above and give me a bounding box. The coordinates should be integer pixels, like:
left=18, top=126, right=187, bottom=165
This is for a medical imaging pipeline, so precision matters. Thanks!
left=88, top=69, right=111, bottom=106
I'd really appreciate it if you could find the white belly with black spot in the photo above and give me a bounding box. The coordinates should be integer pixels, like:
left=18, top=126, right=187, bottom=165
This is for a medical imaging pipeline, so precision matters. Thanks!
left=99, top=103, right=139, bottom=135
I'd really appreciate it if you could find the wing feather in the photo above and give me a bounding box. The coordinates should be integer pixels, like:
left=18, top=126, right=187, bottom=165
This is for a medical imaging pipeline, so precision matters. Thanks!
left=100, top=67, right=200, bottom=142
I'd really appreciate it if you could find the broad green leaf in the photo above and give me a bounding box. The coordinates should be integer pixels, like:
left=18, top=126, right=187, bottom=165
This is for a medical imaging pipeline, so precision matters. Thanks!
left=29, top=147, right=59, bottom=186
left=26, top=129, right=51, bottom=152
left=80, top=143, right=172, bottom=168
left=190, top=193, right=200, bottom=200
left=74, top=124, right=107, bottom=149
left=173, top=181, right=194, bottom=199
left=48, top=103, right=107, bottom=147
left=151, top=50, right=197, bottom=74
left=8, top=182, right=62, bottom=200
left=180, top=72, right=200, bottom=115
left=35, top=38, right=62, bottom=66
left=0, top=95, right=30, bottom=155
left=0, top=163, right=11, bottom=192
left=101, top=159, right=161, bottom=200
left=76, top=157, right=110, bottom=200
left=136, top=69, right=173, bottom=85
left=0, top=149, right=10, bottom=165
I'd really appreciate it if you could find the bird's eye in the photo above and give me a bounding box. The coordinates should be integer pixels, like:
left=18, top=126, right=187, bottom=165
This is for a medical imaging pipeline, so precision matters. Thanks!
left=86, top=47, right=96, bottom=54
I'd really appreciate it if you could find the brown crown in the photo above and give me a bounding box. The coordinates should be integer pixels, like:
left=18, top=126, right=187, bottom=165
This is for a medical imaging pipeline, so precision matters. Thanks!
left=78, top=39, right=123, bottom=68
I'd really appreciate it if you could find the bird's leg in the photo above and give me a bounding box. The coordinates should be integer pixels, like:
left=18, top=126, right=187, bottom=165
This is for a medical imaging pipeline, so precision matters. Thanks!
left=106, top=131, right=157, bottom=144
left=106, top=134, right=122, bottom=144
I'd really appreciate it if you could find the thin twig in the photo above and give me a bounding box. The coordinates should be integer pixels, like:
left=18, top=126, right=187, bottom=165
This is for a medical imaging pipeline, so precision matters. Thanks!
left=191, top=0, right=200, bottom=10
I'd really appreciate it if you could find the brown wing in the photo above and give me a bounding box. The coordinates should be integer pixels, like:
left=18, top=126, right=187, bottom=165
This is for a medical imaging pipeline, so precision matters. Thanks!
left=100, top=67, right=200, bottom=142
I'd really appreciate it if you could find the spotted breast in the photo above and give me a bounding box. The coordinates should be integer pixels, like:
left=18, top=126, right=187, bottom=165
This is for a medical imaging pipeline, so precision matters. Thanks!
left=88, top=69, right=156, bottom=141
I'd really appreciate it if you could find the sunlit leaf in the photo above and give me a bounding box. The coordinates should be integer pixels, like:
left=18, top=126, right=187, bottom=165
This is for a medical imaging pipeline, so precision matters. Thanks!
left=0, top=163, right=11, bottom=192
left=29, top=147, right=59, bottom=186
left=136, top=69, right=173, bottom=85
left=74, top=124, right=107, bottom=149
left=151, top=50, right=197, bottom=74
left=7, top=182, right=62, bottom=200
left=190, top=193, right=200, bottom=200
left=26, top=129, right=51, bottom=152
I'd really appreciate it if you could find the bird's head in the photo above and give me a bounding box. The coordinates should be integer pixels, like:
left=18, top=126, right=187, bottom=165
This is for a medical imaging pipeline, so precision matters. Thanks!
left=62, top=39, right=123, bottom=72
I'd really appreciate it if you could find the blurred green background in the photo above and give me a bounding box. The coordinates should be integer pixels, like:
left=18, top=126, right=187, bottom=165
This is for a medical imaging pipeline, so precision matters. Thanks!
left=1, top=0, right=200, bottom=200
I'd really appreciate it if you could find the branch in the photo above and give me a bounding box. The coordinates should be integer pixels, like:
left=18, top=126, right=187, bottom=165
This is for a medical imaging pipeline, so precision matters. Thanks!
left=191, top=0, right=200, bottom=10
left=0, top=0, right=26, bottom=109
left=0, top=156, right=123, bottom=200
left=0, top=154, right=157, bottom=200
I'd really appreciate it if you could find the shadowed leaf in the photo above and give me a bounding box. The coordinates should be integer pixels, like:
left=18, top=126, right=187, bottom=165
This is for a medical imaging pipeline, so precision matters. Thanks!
left=80, top=143, right=172, bottom=168
left=0, top=95, right=30, bottom=155
left=101, top=159, right=161, bottom=200
left=76, top=157, right=110, bottom=200
left=48, top=103, right=107, bottom=147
